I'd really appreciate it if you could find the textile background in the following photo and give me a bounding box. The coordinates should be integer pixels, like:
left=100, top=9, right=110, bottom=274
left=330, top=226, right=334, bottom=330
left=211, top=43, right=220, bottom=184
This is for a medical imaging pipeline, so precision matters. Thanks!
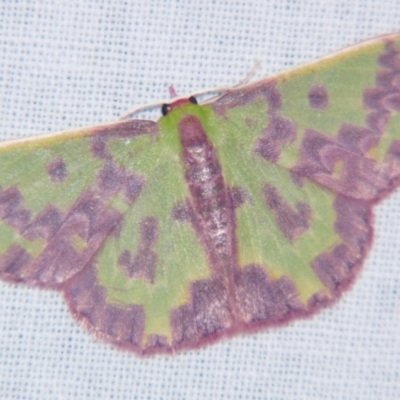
left=0, top=1, right=399, bottom=399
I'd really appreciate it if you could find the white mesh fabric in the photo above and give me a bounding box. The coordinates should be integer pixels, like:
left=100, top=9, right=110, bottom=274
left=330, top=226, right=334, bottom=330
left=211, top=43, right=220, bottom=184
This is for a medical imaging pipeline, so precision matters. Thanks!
left=0, top=1, right=399, bottom=399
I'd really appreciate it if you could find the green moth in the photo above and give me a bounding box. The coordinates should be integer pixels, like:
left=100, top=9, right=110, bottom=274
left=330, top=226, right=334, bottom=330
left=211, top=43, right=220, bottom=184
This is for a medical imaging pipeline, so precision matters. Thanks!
left=1, top=33, right=400, bottom=356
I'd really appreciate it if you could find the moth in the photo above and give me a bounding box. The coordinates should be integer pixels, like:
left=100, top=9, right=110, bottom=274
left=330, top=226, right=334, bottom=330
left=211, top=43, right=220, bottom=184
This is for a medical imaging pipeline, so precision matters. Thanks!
left=1, top=33, right=400, bottom=356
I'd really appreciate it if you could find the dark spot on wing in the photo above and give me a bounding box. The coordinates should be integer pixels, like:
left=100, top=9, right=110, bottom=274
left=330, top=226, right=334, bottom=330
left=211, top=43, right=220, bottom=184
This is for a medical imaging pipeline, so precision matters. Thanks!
left=46, top=157, right=67, bottom=183
left=254, top=115, right=297, bottom=162
left=118, top=217, right=159, bottom=283
left=172, top=200, right=193, bottom=223
left=263, top=183, right=311, bottom=243
left=230, top=186, right=250, bottom=208
left=308, top=85, right=328, bottom=110
left=96, top=161, right=144, bottom=204
left=0, top=186, right=31, bottom=234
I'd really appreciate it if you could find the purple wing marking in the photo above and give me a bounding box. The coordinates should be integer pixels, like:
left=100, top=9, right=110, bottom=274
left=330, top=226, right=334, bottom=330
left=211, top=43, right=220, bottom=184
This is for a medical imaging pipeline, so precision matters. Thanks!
left=254, top=115, right=297, bottom=162
left=118, top=217, right=158, bottom=283
left=308, top=84, right=329, bottom=110
left=47, top=157, right=67, bottom=183
left=64, top=262, right=145, bottom=349
left=263, top=183, right=312, bottom=243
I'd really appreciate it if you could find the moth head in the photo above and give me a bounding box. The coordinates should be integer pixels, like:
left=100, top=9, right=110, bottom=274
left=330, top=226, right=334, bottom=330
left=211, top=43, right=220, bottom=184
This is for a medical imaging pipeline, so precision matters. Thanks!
left=161, top=96, right=198, bottom=116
